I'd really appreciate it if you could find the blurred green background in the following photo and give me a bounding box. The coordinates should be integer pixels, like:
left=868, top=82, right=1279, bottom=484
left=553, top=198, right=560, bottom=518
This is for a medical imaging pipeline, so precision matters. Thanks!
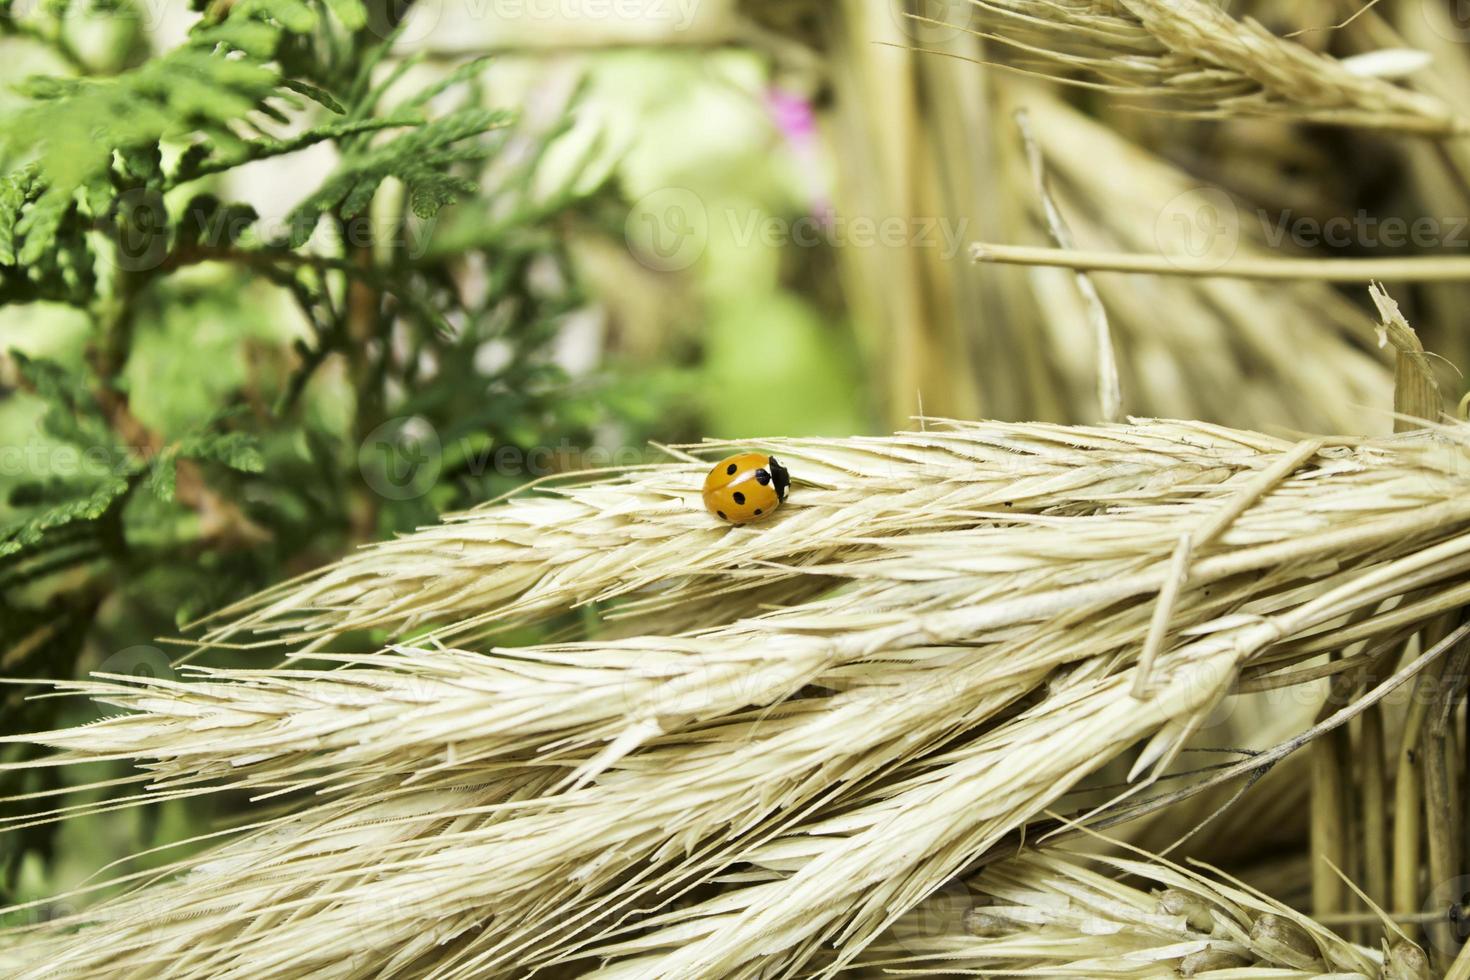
left=0, top=0, right=881, bottom=913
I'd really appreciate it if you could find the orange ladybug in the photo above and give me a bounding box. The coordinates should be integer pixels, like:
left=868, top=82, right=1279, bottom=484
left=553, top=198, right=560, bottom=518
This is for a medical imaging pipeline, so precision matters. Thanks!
left=702, top=452, right=789, bottom=524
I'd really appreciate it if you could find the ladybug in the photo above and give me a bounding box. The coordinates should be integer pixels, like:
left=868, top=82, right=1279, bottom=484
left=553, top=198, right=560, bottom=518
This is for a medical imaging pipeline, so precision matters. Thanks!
left=702, top=452, right=790, bottom=524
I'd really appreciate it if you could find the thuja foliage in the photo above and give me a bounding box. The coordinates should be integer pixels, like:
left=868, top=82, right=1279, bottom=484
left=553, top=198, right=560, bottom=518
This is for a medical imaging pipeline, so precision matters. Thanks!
left=0, top=0, right=676, bottom=896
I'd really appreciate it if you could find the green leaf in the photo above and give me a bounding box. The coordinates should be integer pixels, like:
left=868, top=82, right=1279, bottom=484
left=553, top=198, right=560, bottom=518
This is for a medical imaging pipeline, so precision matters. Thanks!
left=177, top=431, right=266, bottom=474
left=322, top=0, right=367, bottom=30
left=0, top=167, right=39, bottom=267
left=9, top=352, right=116, bottom=451
left=196, top=18, right=282, bottom=59
left=282, top=78, right=345, bottom=115
left=285, top=108, right=512, bottom=247
left=407, top=172, right=479, bottom=219
left=0, top=20, right=290, bottom=222
left=0, top=477, right=129, bottom=558
left=144, top=447, right=179, bottom=502
left=401, top=56, right=492, bottom=112
left=15, top=195, right=74, bottom=266
left=174, top=114, right=420, bottom=184
left=142, top=430, right=263, bottom=504
left=231, top=0, right=318, bottom=34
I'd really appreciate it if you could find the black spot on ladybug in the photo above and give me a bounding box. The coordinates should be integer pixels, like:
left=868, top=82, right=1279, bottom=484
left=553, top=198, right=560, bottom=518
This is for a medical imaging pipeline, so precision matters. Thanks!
left=726, top=463, right=737, bottom=475
left=754, top=508, right=762, bottom=516
left=755, top=469, right=770, bottom=486
left=733, top=492, right=746, bottom=505
left=717, top=511, right=727, bottom=520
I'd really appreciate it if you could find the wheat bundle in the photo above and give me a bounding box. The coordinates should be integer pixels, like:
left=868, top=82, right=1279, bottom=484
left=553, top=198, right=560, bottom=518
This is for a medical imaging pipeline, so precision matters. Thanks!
left=989, top=88, right=1394, bottom=435
left=822, top=7, right=1400, bottom=434
left=3, top=419, right=1470, bottom=977
left=941, top=0, right=1463, bottom=135
left=853, top=845, right=1419, bottom=977
left=190, top=420, right=1313, bottom=648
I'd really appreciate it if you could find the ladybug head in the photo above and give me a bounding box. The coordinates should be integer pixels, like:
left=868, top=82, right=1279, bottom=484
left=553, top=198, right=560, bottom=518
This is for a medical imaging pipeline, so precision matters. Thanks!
left=766, top=455, right=790, bottom=501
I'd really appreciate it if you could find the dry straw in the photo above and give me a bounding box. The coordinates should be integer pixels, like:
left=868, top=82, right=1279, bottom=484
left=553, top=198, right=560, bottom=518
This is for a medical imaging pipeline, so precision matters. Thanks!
left=854, top=845, right=1407, bottom=977
left=985, top=88, right=1394, bottom=436
left=784, top=3, right=1405, bottom=435
left=5, top=418, right=1470, bottom=976
left=928, top=0, right=1465, bottom=135
left=825, top=9, right=1402, bottom=435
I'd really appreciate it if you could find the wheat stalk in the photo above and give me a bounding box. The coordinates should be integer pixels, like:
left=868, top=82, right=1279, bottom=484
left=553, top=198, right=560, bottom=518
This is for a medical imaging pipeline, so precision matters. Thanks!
left=930, top=0, right=1463, bottom=135
left=188, top=420, right=1311, bottom=651
left=972, top=241, right=1470, bottom=282
left=852, top=845, right=1415, bottom=977
left=4, top=420, right=1470, bottom=977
